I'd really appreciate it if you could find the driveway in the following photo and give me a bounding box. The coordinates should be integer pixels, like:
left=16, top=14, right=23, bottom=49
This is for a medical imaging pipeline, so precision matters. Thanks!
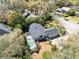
left=54, top=15, right=79, bottom=33
left=32, top=41, right=52, bottom=59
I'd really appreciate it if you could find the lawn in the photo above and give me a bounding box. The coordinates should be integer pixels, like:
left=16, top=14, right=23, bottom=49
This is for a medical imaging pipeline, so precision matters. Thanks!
left=66, top=16, right=79, bottom=24
left=44, top=20, right=58, bottom=29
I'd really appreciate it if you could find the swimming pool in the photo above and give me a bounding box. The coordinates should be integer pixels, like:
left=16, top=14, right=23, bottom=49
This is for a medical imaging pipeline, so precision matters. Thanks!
left=27, top=36, right=37, bottom=50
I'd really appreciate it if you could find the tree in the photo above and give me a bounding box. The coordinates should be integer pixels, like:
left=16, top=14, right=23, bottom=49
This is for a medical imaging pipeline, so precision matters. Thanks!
left=55, top=0, right=67, bottom=7
left=68, top=9, right=75, bottom=16
left=42, top=51, right=52, bottom=59
left=0, top=29, right=32, bottom=59
left=7, top=12, right=25, bottom=28
left=42, top=11, right=53, bottom=21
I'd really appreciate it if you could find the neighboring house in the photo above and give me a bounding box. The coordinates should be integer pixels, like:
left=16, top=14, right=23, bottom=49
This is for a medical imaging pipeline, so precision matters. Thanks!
left=22, top=9, right=38, bottom=19
left=29, top=23, right=47, bottom=41
left=22, top=9, right=31, bottom=18
left=28, top=23, right=59, bottom=41
left=56, top=7, right=71, bottom=13
left=0, top=23, right=11, bottom=36
left=27, top=14, right=38, bottom=19
left=0, top=0, right=4, bottom=4
left=61, top=7, right=71, bottom=13
left=45, top=28, right=59, bottom=39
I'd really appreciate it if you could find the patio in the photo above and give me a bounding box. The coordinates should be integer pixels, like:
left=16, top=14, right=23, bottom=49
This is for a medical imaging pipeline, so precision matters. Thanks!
left=32, top=41, right=52, bottom=59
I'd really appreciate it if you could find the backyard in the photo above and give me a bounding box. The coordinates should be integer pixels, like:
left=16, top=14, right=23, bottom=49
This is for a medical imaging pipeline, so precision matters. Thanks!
left=32, top=41, right=52, bottom=59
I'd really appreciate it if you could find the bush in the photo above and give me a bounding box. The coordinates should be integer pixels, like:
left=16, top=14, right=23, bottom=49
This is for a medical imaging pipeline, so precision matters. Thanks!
left=26, top=12, right=52, bottom=26
left=51, top=45, right=57, bottom=52
left=42, top=11, right=52, bottom=21
left=68, top=9, right=75, bottom=16
left=42, top=51, right=52, bottom=59
left=34, top=47, right=39, bottom=53
left=62, top=14, right=69, bottom=17
left=25, top=17, right=39, bottom=26
left=25, top=16, right=44, bottom=26
left=7, top=12, right=25, bottom=28
left=25, top=12, right=53, bottom=27
left=55, top=0, right=67, bottom=7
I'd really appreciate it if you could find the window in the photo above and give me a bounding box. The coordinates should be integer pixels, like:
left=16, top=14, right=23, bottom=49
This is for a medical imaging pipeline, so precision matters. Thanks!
left=35, top=27, right=36, bottom=29
left=40, top=35, right=43, bottom=38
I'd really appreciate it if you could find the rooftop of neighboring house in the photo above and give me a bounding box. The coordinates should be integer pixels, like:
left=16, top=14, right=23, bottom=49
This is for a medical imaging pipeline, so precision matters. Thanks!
left=0, top=23, right=11, bottom=33
left=56, top=7, right=71, bottom=12
left=22, top=9, right=31, bottom=17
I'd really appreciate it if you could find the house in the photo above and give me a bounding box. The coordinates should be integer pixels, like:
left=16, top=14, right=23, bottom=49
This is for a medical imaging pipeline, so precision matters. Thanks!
left=22, top=9, right=31, bottom=18
left=0, top=0, right=4, bottom=4
left=45, top=28, right=59, bottom=39
left=29, top=23, right=47, bottom=41
left=56, top=7, right=71, bottom=13
left=61, top=7, right=71, bottom=13
left=27, top=14, right=38, bottom=19
left=0, top=23, right=11, bottom=36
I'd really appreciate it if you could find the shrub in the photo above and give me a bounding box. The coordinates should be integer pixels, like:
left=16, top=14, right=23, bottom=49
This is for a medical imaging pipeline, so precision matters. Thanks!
left=42, top=11, right=52, bottom=21
left=51, top=45, right=57, bottom=52
left=7, top=12, right=25, bottom=28
left=42, top=51, right=52, bottom=59
left=34, top=47, right=39, bottom=53
left=62, top=14, right=69, bottom=17
left=25, top=12, right=53, bottom=27
left=68, top=9, right=75, bottom=16
left=25, top=16, right=43, bottom=26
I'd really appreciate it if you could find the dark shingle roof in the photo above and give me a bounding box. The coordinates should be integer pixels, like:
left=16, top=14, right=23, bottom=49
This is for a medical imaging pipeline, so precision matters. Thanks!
left=0, top=23, right=11, bottom=35
left=29, top=23, right=46, bottom=40
left=45, top=28, right=58, bottom=38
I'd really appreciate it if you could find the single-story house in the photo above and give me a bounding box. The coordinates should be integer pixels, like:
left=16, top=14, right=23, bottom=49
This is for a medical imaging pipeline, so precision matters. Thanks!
left=22, top=9, right=31, bottom=18
left=26, top=14, right=38, bottom=19
left=61, top=7, right=71, bottom=13
left=0, top=23, right=11, bottom=36
left=29, top=23, right=47, bottom=41
left=27, top=23, right=59, bottom=41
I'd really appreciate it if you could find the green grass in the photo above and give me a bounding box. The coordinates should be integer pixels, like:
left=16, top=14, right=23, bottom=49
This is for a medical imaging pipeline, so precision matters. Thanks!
left=42, top=51, right=52, bottom=59
left=66, top=16, right=79, bottom=24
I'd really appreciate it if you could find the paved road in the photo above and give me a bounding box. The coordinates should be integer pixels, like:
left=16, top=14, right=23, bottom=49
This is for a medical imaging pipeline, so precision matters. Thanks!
left=54, top=15, right=79, bottom=33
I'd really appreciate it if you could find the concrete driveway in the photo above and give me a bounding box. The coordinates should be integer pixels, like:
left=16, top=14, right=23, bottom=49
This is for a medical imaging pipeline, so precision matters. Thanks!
left=54, top=15, right=79, bottom=33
